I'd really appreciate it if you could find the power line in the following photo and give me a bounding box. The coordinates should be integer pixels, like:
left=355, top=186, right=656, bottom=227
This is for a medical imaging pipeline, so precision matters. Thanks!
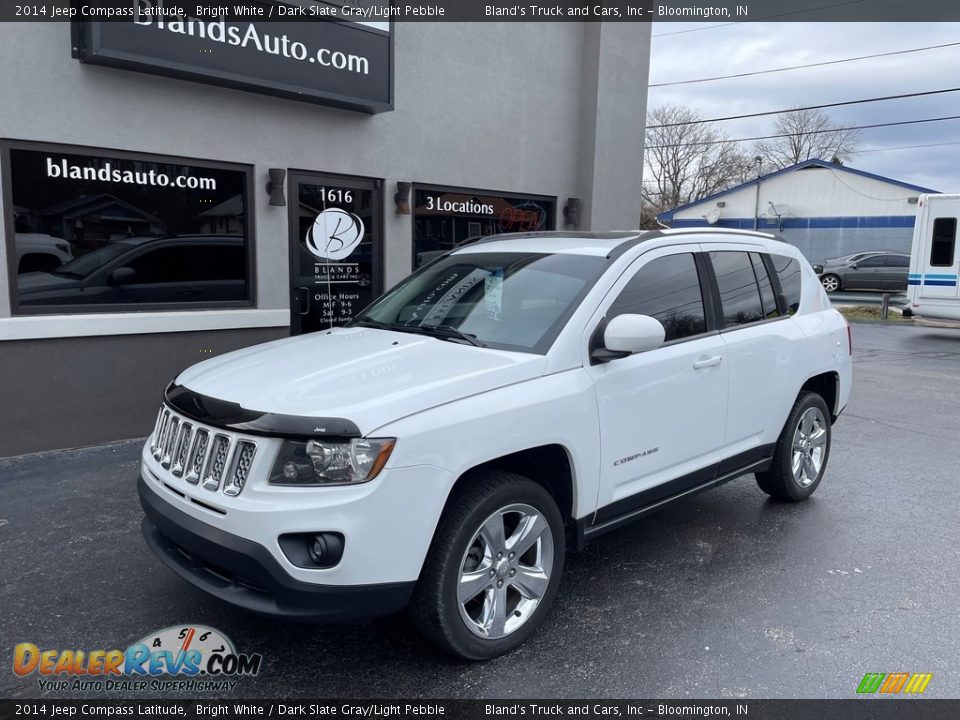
left=649, top=41, right=960, bottom=86
left=651, top=22, right=736, bottom=38
left=651, top=0, right=872, bottom=37
left=648, top=87, right=960, bottom=128
left=647, top=114, right=960, bottom=149
left=857, top=140, right=960, bottom=154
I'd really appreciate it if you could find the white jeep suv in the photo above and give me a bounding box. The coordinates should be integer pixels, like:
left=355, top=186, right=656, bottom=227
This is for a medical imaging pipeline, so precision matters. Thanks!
left=139, top=229, right=852, bottom=660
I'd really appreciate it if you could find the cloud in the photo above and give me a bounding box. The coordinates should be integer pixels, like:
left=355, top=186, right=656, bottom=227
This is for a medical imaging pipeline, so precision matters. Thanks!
left=648, top=21, right=960, bottom=192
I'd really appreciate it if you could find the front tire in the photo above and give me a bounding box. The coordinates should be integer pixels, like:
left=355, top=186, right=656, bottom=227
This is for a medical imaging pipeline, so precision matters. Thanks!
left=820, top=274, right=841, bottom=293
left=410, top=470, right=565, bottom=660
left=756, top=391, right=832, bottom=502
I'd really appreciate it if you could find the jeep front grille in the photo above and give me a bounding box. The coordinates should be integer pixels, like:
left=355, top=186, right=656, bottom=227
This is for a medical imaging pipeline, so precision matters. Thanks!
left=149, top=405, right=257, bottom=496
left=203, top=435, right=231, bottom=491
left=223, top=441, right=256, bottom=497
left=186, top=429, right=209, bottom=484
left=171, top=423, right=193, bottom=477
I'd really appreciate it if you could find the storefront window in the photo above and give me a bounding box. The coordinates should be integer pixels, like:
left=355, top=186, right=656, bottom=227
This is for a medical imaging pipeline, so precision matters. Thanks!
left=412, top=185, right=555, bottom=268
left=4, top=143, right=252, bottom=313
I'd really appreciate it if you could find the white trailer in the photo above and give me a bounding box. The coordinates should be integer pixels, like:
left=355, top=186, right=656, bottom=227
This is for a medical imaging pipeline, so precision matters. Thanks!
left=905, top=194, right=960, bottom=321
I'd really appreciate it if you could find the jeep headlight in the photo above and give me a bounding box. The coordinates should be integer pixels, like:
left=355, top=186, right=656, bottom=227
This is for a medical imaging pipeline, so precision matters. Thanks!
left=269, top=438, right=396, bottom=486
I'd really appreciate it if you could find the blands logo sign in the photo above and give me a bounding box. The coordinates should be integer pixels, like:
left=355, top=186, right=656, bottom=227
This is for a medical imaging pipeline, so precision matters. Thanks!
left=857, top=672, right=933, bottom=694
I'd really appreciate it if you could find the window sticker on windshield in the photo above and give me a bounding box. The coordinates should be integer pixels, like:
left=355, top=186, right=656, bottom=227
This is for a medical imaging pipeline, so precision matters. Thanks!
left=419, top=269, right=487, bottom=325
left=485, top=268, right=504, bottom=320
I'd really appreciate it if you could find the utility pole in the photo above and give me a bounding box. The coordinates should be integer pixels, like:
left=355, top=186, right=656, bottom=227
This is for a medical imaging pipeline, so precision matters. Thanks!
left=753, top=156, right=764, bottom=231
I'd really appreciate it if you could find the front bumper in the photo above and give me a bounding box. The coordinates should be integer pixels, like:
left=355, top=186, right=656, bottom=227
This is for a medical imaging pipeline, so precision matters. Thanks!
left=139, top=475, right=414, bottom=621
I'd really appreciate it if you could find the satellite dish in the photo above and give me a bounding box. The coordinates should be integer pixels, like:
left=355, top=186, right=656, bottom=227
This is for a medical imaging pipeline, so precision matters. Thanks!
left=768, top=202, right=791, bottom=217
left=766, top=202, right=790, bottom=232
left=703, top=208, right=722, bottom=225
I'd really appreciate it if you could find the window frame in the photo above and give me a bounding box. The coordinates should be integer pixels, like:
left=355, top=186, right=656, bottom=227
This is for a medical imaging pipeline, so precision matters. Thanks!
left=2, top=138, right=257, bottom=316
left=766, top=252, right=803, bottom=317
left=409, top=182, right=557, bottom=271
left=749, top=251, right=782, bottom=320
left=700, top=250, right=793, bottom=332
left=589, top=248, right=720, bottom=359
left=929, top=217, right=957, bottom=268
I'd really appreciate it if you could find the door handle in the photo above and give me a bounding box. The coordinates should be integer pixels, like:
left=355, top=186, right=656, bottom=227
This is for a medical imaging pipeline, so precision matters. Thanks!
left=295, top=287, right=311, bottom=315
left=693, top=354, right=723, bottom=369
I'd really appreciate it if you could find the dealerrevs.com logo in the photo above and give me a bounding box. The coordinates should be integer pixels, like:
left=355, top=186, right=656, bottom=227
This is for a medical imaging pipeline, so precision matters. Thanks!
left=13, top=625, right=262, bottom=692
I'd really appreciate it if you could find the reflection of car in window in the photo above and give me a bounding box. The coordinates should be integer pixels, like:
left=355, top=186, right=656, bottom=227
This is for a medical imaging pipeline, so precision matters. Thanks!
left=15, top=235, right=248, bottom=308
left=14, top=233, right=74, bottom=274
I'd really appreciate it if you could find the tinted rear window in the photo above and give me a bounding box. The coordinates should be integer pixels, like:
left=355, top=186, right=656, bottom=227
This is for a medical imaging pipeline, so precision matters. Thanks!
left=709, top=251, right=765, bottom=327
left=771, top=255, right=802, bottom=315
left=750, top=253, right=781, bottom=319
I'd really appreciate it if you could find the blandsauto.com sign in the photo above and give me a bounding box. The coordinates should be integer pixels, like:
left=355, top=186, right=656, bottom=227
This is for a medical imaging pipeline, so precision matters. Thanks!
left=73, top=0, right=393, bottom=113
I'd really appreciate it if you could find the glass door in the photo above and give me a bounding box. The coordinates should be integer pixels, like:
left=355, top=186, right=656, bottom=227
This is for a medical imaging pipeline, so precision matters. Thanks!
left=288, top=173, right=382, bottom=335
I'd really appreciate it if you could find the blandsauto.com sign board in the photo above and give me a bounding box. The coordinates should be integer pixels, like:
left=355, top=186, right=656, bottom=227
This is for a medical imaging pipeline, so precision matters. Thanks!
left=73, top=1, right=393, bottom=113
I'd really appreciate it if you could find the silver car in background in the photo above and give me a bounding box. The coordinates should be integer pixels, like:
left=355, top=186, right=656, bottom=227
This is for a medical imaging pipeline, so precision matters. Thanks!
left=814, top=251, right=910, bottom=293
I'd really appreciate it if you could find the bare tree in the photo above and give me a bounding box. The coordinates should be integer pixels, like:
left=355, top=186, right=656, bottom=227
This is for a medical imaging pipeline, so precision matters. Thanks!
left=643, top=105, right=751, bottom=219
left=755, top=108, right=860, bottom=169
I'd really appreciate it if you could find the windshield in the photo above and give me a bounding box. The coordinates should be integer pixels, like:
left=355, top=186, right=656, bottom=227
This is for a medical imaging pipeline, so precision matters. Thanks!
left=357, top=251, right=608, bottom=353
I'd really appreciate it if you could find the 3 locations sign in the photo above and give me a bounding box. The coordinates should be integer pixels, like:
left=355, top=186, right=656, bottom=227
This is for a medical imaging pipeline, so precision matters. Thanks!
left=72, top=1, right=393, bottom=113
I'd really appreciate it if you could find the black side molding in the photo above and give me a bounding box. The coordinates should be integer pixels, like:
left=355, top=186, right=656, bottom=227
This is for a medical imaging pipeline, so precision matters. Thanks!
left=165, top=383, right=361, bottom=439
left=577, top=445, right=775, bottom=548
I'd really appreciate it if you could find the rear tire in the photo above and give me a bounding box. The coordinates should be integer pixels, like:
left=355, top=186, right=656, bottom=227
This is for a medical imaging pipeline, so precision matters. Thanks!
left=410, top=470, right=565, bottom=660
left=820, top=274, right=841, bottom=293
left=756, top=391, right=832, bottom=502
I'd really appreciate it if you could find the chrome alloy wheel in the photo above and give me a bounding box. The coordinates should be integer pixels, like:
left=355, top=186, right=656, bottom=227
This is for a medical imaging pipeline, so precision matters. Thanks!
left=457, top=503, right=554, bottom=639
left=792, top=407, right=828, bottom=488
left=820, top=275, right=840, bottom=293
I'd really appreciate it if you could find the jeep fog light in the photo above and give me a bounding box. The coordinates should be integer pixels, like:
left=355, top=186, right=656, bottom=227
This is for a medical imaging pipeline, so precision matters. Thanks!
left=269, top=438, right=395, bottom=486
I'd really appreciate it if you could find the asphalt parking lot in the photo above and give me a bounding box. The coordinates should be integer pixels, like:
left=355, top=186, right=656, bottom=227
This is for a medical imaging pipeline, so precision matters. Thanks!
left=2, top=322, right=959, bottom=700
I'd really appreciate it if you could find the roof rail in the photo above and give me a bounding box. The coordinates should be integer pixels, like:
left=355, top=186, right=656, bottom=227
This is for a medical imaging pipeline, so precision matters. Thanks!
left=472, top=230, right=643, bottom=246
left=659, top=227, right=777, bottom=239
left=607, top=230, right=662, bottom=259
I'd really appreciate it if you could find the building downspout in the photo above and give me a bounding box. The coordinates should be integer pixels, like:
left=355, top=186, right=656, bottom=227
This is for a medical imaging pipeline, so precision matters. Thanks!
left=753, top=156, right=763, bottom=231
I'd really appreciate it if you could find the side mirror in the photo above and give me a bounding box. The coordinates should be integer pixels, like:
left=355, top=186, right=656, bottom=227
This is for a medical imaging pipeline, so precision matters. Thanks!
left=850, top=264, right=858, bottom=270
left=108, top=267, right=136, bottom=286
left=592, top=314, right=665, bottom=362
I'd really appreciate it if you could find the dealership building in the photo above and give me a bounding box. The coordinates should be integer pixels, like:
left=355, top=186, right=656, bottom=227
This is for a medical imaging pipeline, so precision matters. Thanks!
left=0, top=17, right=651, bottom=456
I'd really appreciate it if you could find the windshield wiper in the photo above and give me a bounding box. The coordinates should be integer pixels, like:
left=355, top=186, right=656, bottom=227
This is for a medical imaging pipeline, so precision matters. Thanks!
left=351, top=316, right=485, bottom=347
left=407, top=324, right=486, bottom=347
left=350, top=315, right=395, bottom=330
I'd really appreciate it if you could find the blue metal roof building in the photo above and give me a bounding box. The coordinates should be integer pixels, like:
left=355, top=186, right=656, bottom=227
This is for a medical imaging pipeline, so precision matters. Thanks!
left=657, top=159, right=940, bottom=264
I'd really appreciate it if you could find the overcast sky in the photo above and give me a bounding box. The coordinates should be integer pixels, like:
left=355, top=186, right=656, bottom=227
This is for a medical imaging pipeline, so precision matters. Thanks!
left=647, top=22, right=960, bottom=193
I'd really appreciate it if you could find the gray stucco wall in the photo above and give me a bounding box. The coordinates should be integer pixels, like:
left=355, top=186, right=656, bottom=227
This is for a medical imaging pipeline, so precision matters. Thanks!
left=0, top=21, right=651, bottom=456
left=0, top=328, right=287, bottom=457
